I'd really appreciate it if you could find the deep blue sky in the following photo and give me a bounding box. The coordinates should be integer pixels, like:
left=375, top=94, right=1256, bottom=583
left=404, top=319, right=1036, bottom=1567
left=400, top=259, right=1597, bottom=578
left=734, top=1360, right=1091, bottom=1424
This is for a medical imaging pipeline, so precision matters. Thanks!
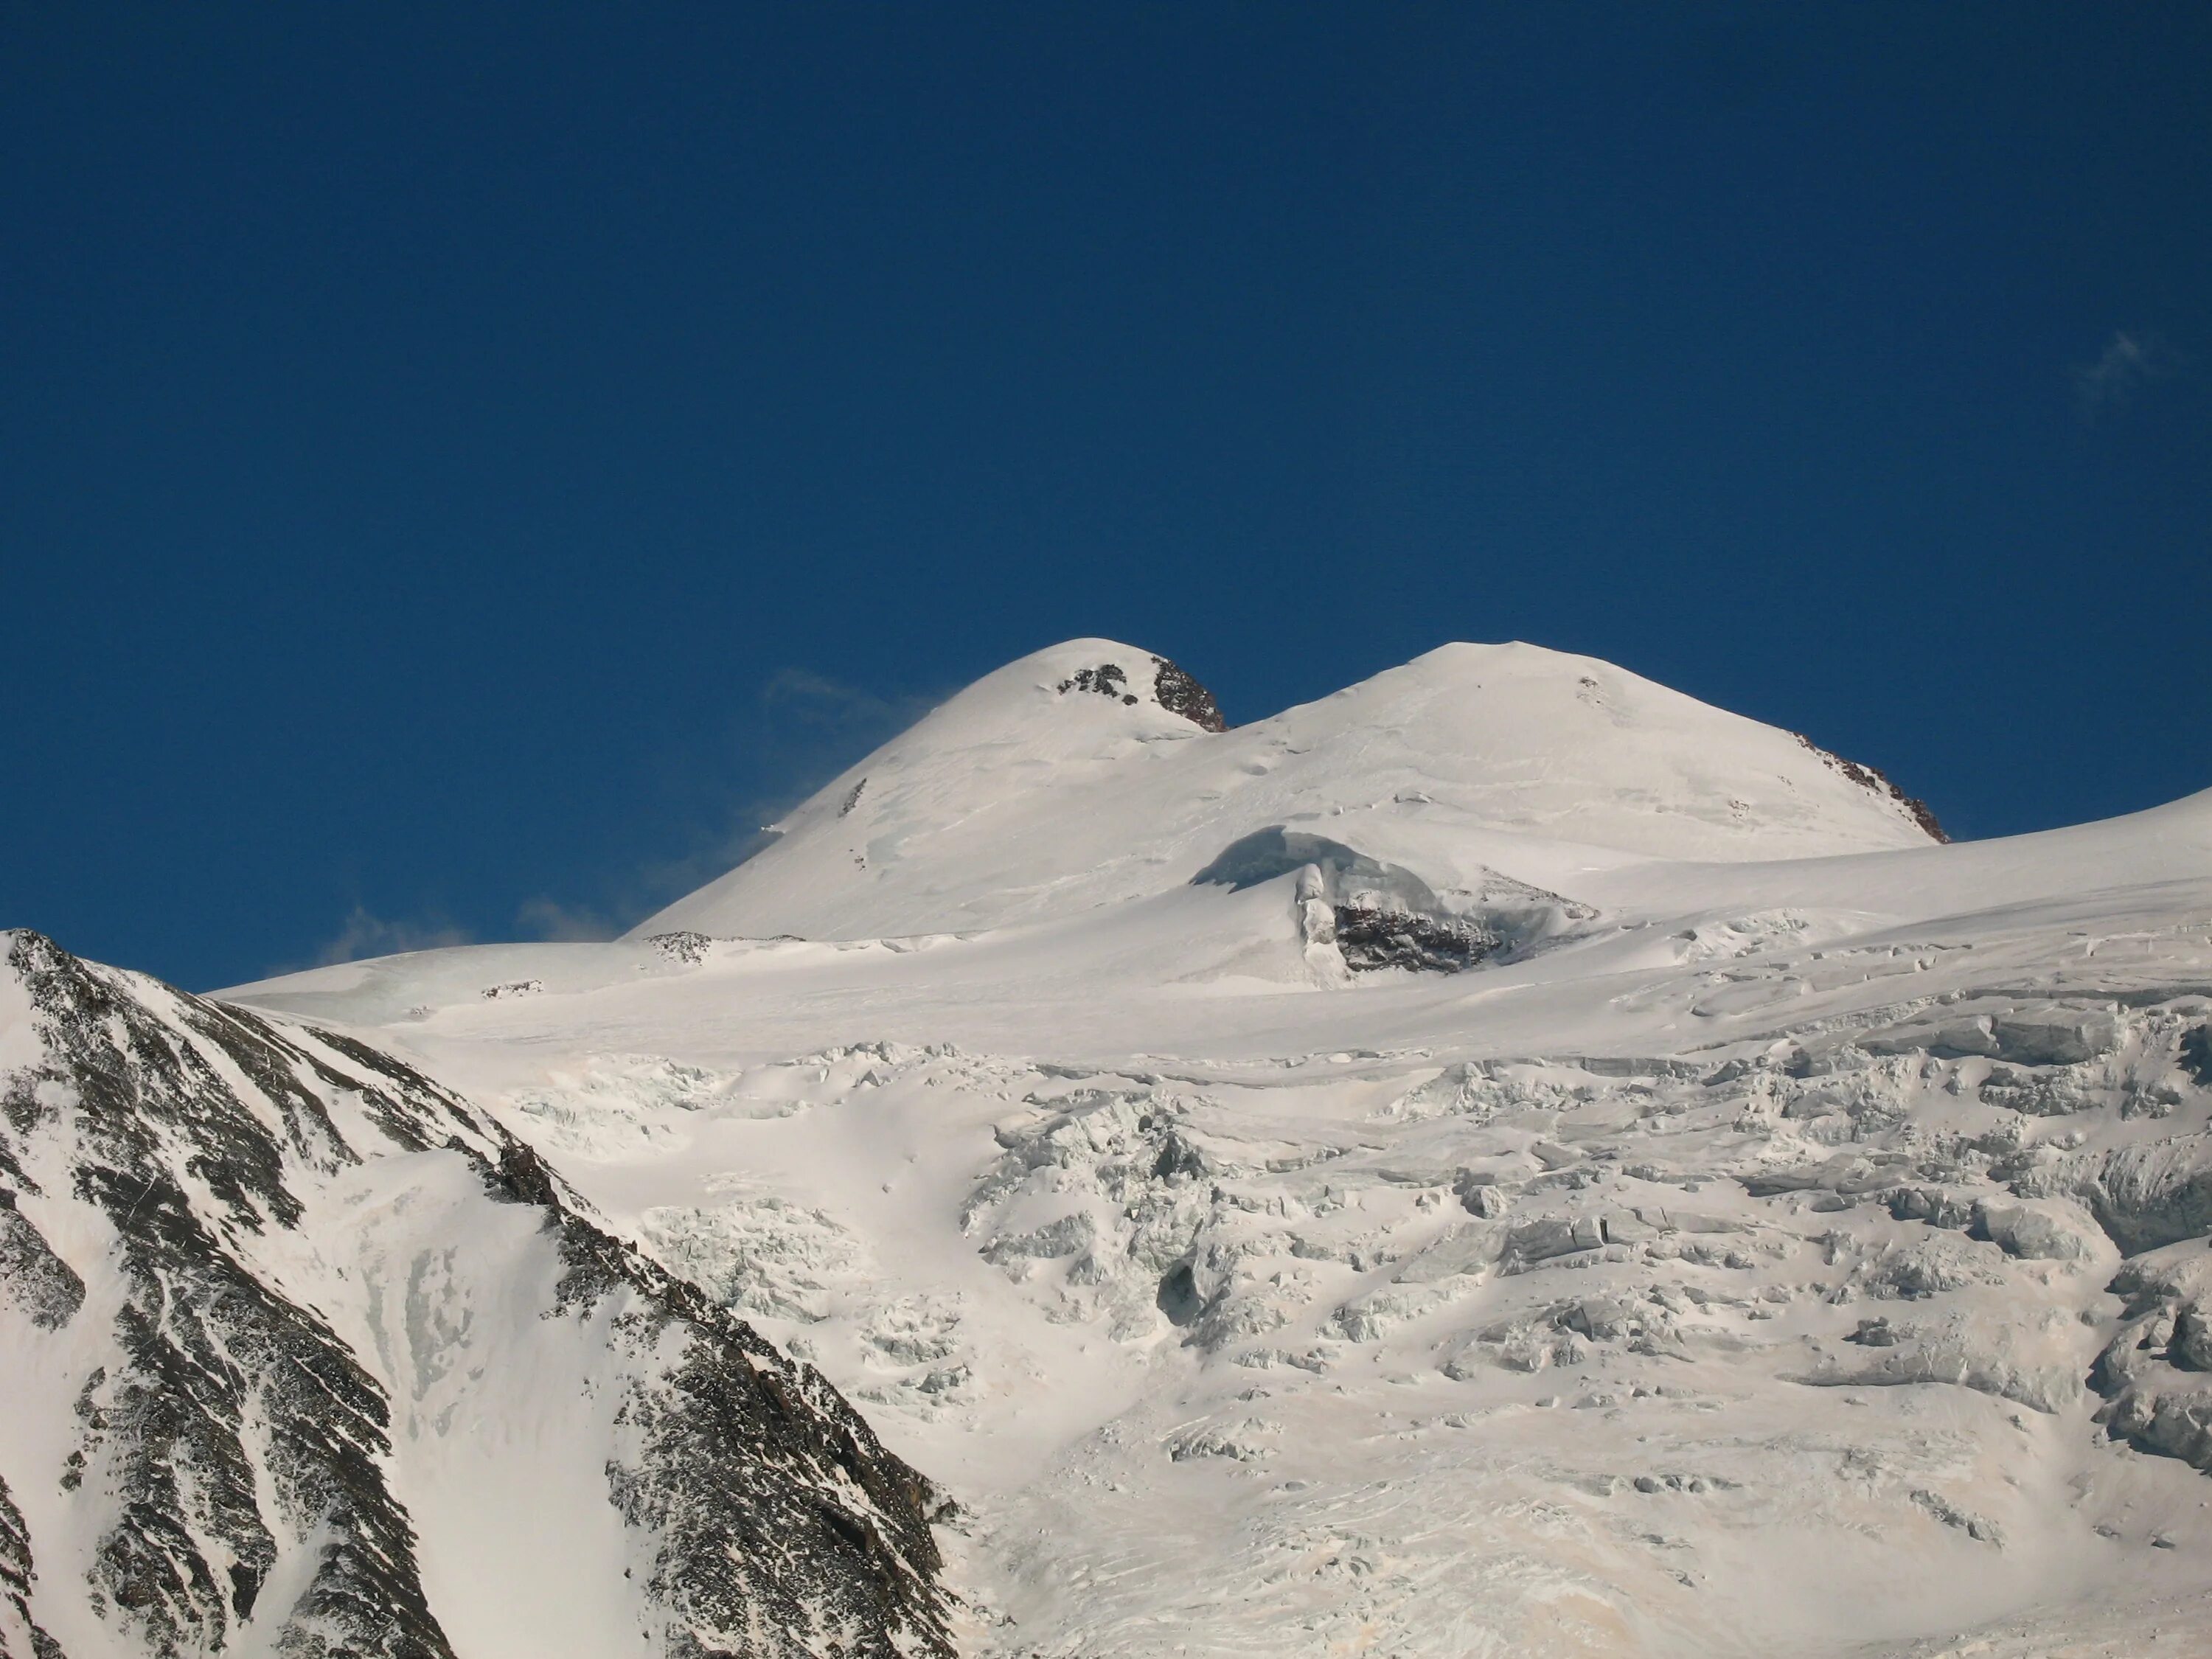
left=4, top=5, right=2208, bottom=991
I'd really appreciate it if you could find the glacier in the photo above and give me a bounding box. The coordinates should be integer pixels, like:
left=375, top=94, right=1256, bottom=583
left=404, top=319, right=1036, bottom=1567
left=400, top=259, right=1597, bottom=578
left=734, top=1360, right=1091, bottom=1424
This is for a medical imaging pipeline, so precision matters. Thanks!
left=7, top=637, right=2212, bottom=1655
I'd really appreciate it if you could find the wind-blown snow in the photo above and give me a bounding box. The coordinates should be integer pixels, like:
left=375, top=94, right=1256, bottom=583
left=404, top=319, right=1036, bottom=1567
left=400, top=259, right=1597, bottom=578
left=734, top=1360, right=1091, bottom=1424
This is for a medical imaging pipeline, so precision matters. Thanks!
left=201, top=639, right=2212, bottom=1657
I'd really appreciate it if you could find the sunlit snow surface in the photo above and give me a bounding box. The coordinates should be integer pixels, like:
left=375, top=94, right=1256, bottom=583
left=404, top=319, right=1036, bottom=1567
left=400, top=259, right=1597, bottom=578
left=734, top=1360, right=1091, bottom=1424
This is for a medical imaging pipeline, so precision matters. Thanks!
left=230, top=641, right=2212, bottom=1657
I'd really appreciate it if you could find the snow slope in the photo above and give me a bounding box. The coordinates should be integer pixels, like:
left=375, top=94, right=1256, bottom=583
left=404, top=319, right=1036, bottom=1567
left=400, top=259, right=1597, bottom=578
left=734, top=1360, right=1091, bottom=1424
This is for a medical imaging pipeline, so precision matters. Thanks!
left=198, top=639, right=2212, bottom=1657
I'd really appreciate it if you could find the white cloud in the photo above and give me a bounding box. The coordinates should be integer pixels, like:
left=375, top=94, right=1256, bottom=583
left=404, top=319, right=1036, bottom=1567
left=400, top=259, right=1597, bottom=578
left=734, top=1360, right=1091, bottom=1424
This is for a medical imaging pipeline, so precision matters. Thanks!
left=2076, top=330, right=2177, bottom=414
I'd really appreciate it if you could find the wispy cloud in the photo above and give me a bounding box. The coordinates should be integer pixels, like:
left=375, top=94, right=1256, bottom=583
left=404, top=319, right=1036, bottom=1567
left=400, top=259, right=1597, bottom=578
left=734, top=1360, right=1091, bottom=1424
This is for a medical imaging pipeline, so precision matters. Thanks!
left=312, top=905, right=472, bottom=967
left=618, top=666, right=945, bottom=923
left=2076, top=330, right=2179, bottom=415
left=298, top=667, right=945, bottom=963
left=515, top=896, right=618, bottom=942
left=757, top=667, right=930, bottom=747
left=748, top=667, right=942, bottom=828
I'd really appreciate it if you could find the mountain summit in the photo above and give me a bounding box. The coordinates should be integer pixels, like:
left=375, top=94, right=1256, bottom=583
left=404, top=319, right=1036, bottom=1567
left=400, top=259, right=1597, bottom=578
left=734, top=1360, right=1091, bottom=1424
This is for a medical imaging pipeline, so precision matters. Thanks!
left=633, top=639, right=1944, bottom=943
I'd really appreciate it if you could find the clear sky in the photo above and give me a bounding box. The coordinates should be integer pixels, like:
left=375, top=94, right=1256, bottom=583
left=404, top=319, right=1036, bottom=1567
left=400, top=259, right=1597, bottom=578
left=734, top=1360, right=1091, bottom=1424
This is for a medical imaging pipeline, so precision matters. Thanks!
left=4, top=4, right=2208, bottom=992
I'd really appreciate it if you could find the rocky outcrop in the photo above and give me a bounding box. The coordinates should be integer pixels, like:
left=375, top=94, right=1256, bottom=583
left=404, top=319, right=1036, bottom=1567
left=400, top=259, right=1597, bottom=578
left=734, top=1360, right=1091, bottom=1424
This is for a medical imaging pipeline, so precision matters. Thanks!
left=1, top=1470, right=65, bottom=1659
left=1052, top=655, right=1230, bottom=731
left=1056, top=663, right=1139, bottom=705
left=0, top=1189, right=83, bottom=1330
left=644, top=930, right=714, bottom=965
left=1793, top=732, right=1947, bottom=842
left=0, top=930, right=953, bottom=1658
left=2, top=934, right=458, bottom=1659
left=1150, top=655, right=1228, bottom=731
left=1331, top=905, right=1500, bottom=974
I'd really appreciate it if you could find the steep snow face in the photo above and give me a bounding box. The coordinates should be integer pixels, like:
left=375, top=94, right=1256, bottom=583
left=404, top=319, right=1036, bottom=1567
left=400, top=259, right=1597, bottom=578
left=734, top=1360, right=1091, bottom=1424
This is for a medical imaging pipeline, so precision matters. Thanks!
left=633, top=640, right=1944, bottom=944
left=0, top=931, right=953, bottom=1659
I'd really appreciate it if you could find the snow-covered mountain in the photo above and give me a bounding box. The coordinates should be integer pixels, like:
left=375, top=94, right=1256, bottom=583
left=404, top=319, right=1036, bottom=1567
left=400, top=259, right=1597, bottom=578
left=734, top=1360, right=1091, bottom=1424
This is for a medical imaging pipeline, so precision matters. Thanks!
left=0, top=931, right=951, bottom=1659
left=634, top=639, right=1945, bottom=945
left=10, top=638, right=2212, bottom=1656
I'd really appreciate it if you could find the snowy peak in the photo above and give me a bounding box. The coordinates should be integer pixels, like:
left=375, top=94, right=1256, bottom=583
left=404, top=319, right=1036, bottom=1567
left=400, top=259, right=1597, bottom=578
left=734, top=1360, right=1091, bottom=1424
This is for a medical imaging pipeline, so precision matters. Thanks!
left=761, top=639, right=1224, bottom=839
left=635, top=639, right=1946, bottom=944
left=883, top=638, right=1223, bottom=751
left=1323, top=639, right=1945, bottom=845
left=1043, top=642, right=1227, bottom=733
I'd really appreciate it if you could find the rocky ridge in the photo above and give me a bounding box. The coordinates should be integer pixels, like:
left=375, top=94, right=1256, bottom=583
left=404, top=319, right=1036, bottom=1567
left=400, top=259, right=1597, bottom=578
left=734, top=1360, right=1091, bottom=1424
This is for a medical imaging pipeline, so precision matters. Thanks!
left=0, top=929, right=953, bottom=1658
left=1795, top=733, right=1948, bottom=844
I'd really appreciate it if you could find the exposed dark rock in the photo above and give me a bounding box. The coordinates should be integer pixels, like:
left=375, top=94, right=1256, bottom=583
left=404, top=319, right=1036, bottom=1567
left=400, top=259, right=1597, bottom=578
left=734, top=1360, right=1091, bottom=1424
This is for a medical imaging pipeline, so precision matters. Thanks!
left=605, top=1270, right=953, bottom=1658
left=2174, top=1303, right=2212, bottom=1372
left=838, top=776, right=867, bottom=817
left=0, top=1189, right=83, bottom=1329
left=1792, top=734, right=1947, bottom=842
left=645, top=931, right=714, bottom=965
left=1152, top=1130, right=1208, bottom=1182
left=1192, top=826, right=1585, bottom=973
left=5, top=932, right=451, bottom=1659
left=1333, top=906, right=1499, bottom=974
left=1150, top=655, right=1228, bottom=731
left=1057, top=664, right=1132, bottom=703
left=1054, top=657, right=1228, bottom=728
left=1, top=1469, right=66, bottom=1658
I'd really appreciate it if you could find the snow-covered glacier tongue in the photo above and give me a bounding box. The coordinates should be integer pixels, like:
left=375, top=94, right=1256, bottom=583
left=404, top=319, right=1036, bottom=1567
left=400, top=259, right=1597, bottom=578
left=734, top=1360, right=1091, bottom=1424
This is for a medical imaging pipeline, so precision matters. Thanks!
left=209, top=639, right=2212, bottom=1657
left=0, top=929, right=953, bottom=1659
